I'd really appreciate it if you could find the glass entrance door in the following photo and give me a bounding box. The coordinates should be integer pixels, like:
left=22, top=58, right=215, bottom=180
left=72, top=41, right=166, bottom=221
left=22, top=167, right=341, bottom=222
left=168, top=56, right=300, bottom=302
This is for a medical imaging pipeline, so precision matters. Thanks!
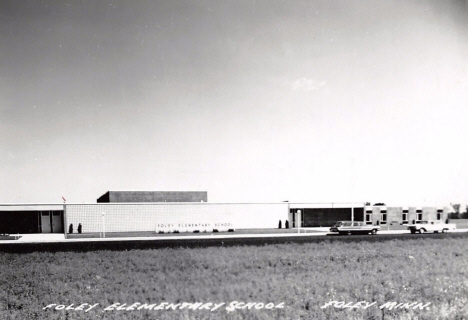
left=41, top=211, right=51, bottom=233
left=51, top=211, right=63, bottom=233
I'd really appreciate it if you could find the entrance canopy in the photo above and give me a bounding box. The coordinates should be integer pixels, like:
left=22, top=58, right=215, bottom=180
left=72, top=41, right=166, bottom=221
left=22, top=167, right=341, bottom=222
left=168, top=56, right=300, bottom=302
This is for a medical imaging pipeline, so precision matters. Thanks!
left=0, top=204, right=64, bottom=234
left=289, top=203, right=365, bottom=227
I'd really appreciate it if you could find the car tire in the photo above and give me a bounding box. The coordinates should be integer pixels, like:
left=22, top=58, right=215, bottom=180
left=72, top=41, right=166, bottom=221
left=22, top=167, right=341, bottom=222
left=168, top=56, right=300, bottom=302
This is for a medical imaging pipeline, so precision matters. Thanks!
left=347, top=231, right=352, bottom=236
left=419, top=229, right=425, bottom=234
left=442, top=229, right=447, bottom=233
left=371, top=229, right=377, bottom=235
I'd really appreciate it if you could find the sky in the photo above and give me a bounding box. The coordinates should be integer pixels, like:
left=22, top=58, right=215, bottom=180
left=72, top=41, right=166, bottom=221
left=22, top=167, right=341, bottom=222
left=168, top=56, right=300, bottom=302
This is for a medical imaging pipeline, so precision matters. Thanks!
left=1, top=0, right=468, bottom=206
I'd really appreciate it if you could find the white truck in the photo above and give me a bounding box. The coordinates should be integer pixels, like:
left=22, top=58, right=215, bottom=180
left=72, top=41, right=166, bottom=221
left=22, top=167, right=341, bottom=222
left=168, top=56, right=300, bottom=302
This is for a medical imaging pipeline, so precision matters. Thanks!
left=408, top=220, right=456, bottom=234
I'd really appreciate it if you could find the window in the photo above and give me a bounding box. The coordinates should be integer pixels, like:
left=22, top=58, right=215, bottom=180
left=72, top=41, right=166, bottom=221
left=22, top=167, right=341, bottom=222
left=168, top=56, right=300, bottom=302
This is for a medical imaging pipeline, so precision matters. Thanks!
left=53, top=212, right=60, bottom=216
left=402, top=213, right=408, bottom=223
left=402, top=210, right=409, bottom=224
left=416, top=210, right=423, bottom=221
left=365, top=211, right=372, bottom=225
left=437, top=210, right=442, bottom=220
left=380, top=211, right=387, bottom=225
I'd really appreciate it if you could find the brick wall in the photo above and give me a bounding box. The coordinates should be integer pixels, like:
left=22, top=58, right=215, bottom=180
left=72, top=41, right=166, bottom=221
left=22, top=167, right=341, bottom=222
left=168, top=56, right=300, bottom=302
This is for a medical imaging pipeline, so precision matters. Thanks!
left=66, top=203, right=289, bottom=233
left=97, top=191, right=208, bottom=203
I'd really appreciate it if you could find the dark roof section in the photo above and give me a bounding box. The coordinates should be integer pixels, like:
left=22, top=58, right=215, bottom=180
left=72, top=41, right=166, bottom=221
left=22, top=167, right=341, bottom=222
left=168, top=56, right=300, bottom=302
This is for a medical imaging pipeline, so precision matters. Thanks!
left=97, top=191, right=208, bottom=203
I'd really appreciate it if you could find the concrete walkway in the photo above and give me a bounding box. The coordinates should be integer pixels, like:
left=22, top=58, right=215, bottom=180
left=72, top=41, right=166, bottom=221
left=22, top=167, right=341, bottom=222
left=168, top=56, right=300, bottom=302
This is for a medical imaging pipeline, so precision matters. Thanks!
left=2, top=231, right=325, bottom=244
left=1, top=228, right=467, bottom=244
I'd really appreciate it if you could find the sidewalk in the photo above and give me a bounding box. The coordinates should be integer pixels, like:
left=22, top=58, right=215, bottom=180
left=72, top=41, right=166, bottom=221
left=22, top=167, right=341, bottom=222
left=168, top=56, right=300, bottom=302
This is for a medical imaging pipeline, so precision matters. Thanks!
left=1, top=228, right=467, bottom=244
left=1, top=230, right=326, bottom=244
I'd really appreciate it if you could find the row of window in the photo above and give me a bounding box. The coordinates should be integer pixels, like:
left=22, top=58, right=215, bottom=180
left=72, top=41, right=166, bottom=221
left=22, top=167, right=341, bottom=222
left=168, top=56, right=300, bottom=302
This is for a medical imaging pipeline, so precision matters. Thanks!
left=365, top=211, right=442, bottom=224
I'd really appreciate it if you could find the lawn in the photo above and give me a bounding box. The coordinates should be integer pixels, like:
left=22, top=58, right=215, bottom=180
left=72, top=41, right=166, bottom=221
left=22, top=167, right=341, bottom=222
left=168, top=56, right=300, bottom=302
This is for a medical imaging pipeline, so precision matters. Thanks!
left=1, top=236, right=467, bottom=319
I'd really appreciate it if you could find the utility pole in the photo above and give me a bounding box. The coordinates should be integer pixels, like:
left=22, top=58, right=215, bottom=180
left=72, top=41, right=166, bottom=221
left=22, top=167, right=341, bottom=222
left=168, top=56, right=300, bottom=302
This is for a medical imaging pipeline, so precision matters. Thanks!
left=101, top=212, right=106, bottom=238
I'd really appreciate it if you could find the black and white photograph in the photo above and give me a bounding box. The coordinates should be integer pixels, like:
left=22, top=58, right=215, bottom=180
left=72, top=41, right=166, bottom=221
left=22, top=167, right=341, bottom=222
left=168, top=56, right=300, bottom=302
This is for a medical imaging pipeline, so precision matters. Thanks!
left=1, top=0, right=468, bottom=319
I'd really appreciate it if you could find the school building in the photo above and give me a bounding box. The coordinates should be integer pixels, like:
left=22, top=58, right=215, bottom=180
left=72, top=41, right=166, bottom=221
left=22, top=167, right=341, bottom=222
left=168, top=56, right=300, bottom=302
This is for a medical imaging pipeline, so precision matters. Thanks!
left=0, top=191, right=449, bottom=235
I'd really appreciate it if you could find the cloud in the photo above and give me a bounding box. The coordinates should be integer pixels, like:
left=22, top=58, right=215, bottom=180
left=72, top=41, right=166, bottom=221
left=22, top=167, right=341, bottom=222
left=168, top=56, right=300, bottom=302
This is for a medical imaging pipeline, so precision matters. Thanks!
left=290, top=78, right=326, bottom=91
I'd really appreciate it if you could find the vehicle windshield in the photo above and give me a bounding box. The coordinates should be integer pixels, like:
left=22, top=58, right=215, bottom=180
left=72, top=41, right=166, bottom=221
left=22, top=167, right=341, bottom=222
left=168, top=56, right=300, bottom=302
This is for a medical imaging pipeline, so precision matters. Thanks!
left=332, top=222, right=344, bottom=227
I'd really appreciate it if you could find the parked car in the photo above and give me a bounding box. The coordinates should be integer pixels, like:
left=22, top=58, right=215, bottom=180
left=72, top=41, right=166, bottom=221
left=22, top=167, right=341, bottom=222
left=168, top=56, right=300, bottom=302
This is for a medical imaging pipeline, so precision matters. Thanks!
left=329, top=221, right=380, bottom=235
left=408, top=220, right=457, bottom=234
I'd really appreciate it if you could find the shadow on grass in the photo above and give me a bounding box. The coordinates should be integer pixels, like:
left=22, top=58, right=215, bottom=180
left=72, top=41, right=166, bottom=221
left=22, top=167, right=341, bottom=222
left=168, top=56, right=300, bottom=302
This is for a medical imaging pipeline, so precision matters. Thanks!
left=1, top=232, right=467, bottom=254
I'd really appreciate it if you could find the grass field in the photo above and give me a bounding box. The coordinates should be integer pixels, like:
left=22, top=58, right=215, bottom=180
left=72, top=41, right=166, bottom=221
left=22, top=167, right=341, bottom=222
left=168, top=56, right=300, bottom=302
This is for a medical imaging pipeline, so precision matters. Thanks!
left=1, top=235, right=467, bottom=320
